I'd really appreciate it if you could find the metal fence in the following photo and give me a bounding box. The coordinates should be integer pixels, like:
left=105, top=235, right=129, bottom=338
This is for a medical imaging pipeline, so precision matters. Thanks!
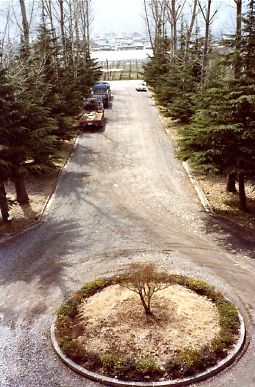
left=98, top=59, right=147, bottom=80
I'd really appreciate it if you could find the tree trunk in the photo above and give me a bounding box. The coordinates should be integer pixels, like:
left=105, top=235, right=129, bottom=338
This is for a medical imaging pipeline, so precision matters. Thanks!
left=43, top=0, right=59, bottom=78
left=226, top=173, right=237, bottom=193
left=0, top=183, right=10, bottom=223
left=185, top=0, right=198, bottom=58
left=238, top=173, right=247, bottom=211
left=139, top=293, right=152, bottom=315
left=19, top=0, right=30, bottom=55
left=143, top=0, right=155, bottom=54
left=200, top=0, right=212, bottom=90
left=85, top=0, right=90, bottom=52
left=59, top=0, right=66, bottom=56
left=235, top=0, right=242, bottom=79
left=14, top=176, right=29, bottom=204
left=171, top=0, right=177, bottom=60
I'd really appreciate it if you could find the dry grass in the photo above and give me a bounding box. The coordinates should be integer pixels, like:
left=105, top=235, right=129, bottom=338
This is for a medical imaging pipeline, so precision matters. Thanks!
left=56, top=275, right=240, bottom=381
left=77, top=284, right=220, bottom=367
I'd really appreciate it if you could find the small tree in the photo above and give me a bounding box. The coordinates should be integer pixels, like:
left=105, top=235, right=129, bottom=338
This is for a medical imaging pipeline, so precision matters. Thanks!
left=124, top=263, right=170, bottom=316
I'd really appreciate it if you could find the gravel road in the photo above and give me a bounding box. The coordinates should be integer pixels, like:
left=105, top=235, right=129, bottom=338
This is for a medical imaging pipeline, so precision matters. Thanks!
left=0, top=80, right=255, bottom=387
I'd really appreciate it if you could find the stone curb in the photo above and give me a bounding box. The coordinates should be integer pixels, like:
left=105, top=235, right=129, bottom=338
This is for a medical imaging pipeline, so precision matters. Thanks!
left=51, top=312, right=246, bottom=387
left=42, top=136, right=79, bottom=217
left=0, top=137, right=79, bottom=247
left=149, top=93, right=213, bottom=214
left=182, top=161, right=213, bottom=213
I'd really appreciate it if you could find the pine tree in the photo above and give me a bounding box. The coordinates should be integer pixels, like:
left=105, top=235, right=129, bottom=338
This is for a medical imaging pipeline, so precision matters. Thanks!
left=1, top=53, right=58, bottom=205
left=144, top=26, right=203, bottom=123
left=143, top=37, right=171, bottom=89
left=178, top=1, right=255, bottom=211
left=163, top=31, right=203, bottom=123
left=0, top=68, right=16, bottom=221
left=242, top=0, right=255, bottom=80
left=179, top=75, right=255, bottom=211
left=33, top=25, right=102, bottom=139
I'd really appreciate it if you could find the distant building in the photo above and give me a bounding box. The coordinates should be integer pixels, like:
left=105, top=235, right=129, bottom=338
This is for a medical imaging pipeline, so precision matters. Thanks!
left=91, top=32, right=150, bottom=52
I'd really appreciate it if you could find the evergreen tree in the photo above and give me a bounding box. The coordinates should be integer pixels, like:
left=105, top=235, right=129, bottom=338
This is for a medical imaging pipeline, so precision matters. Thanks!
left=32, top=25, right=102, bottom=140
left=0, top=67, right=17, bottom=221
left=242, top=0, right=255, bottom=80
left=163, top=33, right=202, bottom=123
left=179, top=77, right=255, bottom=211
left=1, top=53, right=58, bottom=205
left=144, top=28, right=202, bottom=123
left=143, top=37, right=171, bottom=89
left=4, top=87, right=58, bottom=204
left=178, top=1, right=255, bottom=211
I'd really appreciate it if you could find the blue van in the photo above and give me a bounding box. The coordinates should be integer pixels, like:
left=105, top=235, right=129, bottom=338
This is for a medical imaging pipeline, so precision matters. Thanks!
left=91, top=82, right=111, bottom=108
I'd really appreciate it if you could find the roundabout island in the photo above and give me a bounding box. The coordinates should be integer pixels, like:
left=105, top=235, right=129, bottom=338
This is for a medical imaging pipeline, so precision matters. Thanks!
left=51, top=263, right=246, bottom=386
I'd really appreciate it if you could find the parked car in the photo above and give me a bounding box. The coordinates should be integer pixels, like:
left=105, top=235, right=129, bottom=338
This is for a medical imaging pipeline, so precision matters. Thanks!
left=91, top=82, right=111, bottom=108
left=136, top=81, right=147, bottom=92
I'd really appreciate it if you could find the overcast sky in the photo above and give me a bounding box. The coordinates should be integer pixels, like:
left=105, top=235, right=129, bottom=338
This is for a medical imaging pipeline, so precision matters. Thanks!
left=91, top=0, right=237, bottom=36
left=0, top=0, right=240, bottom=39
left=91, top=0, right=145, bottom=34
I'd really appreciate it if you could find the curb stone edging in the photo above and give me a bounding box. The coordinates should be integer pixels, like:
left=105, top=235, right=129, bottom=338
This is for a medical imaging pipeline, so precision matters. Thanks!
left=149, top=92, right=213, bottom=214
left=51, top=311, right=246, bottom=387
left=182, top=161, right=213, bottom=213
left=41, top=136, right=79, bottom=218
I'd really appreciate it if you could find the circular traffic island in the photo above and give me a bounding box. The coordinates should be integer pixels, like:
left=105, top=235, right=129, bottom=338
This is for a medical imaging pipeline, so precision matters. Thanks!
left=52, top=263, right=245, bottom=386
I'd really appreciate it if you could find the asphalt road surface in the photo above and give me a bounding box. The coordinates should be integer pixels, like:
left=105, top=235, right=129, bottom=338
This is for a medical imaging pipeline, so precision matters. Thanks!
left=0, top=80, right=255, bottom=387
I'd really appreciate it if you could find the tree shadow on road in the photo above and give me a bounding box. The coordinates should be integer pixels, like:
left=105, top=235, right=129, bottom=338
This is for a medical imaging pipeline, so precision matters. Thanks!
left=0, top=217, right=94, bottom=292
left=204, top=213, right=255, bottom=259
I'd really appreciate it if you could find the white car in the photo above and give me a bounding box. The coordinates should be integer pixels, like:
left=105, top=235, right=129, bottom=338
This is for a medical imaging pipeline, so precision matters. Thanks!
left=136, top=81, right=147, bottom=92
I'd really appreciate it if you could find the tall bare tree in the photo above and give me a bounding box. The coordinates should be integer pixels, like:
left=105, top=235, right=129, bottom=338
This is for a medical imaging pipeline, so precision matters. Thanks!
left=226, top=0, right=242, bottom=193
left=234, top=0, right=242, bottom=79
left=19, top=0, right=30, bottom=54
left=198, top=0, right=217, bottom=90
left=185, top=0, right=199, bottom=54
left=143, top=0, right=168, bottom=54
left=165, top=0, right=186, bottom=60
left=58, top=0, right=66, bottom=54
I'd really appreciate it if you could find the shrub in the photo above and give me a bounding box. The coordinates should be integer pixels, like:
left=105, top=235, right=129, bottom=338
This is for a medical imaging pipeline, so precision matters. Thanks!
left=211, top=329, right=236, bottom=353
left=136, top=357, right=160, bottom=375
left=57, top=299, right=78, bottom=319
left=115, top=356, right=137, bottom=380
left=123, top=262, right=171, bottom=315
left=54, top=271, right=241, bottom=382
left=101, top=353, right=120, bottom=371
left=55, top=315, right=73, bottom=337
left=60, top=338, right=85, bottom=362
left=184, top=278, right=213, bottom=297
left=198, top=345, right=218, bottom=368
left=82, top=350, right=102, bottom=370
left=217, top=301, right=239, bottom=333
left=81, top=278, right=108, bottom=297
left=166, top=349, right=202, bottom=377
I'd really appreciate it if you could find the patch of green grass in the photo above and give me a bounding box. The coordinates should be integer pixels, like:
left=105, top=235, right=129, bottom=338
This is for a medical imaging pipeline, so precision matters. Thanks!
left=217, top=301, right=240, bottom=332
left=101, top=353, right=120, bottom=371
left=184, top=278, right=213, bottom=296
left=114, top=356, right=137, bottom=380
left=136, top=357, right=160, bottom=375
left=166, top=349, right=202, bottom=377
left=59, top=338, right=85, bottom=362
left=57, top=299, right=78, bottom=318
left=81, top=278, right=109, bottom=297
